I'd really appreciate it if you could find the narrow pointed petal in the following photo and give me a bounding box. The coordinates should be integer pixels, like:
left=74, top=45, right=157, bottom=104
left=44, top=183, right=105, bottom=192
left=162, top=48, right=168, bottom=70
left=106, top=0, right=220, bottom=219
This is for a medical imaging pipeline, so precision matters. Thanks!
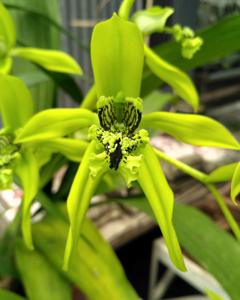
left=137, top=144, right=186, bottom=271
left=63, top=141, right=108, bottom=269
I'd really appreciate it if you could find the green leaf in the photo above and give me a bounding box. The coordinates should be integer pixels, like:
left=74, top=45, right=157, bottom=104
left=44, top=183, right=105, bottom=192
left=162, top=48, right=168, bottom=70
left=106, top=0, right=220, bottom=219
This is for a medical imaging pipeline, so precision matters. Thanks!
left=142, top=112, right=240, bottom=150
left=144, top=45, right=199, bottom=111
left=39, top=154, right=66, bottom=189
left=0, top=75, right=33, bottom=130
left=15, top=149, right=39, bottom=249
left=231, top=162, right=240, bottom=205
left=137, top=144, right=186, bottom=271
left=207, top=162, right=238, bottom=183
left=91, top=13, right=144, bottom=98
left=0, top=57, right=12, bottom=74
left=0, top=2, right=16, bottom=51
left=132, top=6, right=174, bottom=35
left=143, top=90, right=174, bottom=114
left=40, top=138, right=88, bottom=162
left=0, top=289, right=26, bottom=300
left=15, top=240, right=71, bottom=300
left=11, top=47, right=82, bottom=75
left=32, top=206, right=139, bottom=300
left=123, top=198, right=240, bottom=300
left=15, top=108, right=98, bottom=143
left=142, top=13, right=240, bottom=95
left=3, top=1, right=87, bottom=51
left=64, top=141, right=108, bottom=269
left=174, top=203, right=240, bottom=300
left=39, top=69, right=84, bottom=103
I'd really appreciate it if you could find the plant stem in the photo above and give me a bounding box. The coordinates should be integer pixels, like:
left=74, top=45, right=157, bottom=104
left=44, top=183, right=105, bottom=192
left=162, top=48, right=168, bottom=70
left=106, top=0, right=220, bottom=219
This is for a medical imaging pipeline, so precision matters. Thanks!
left=154, top=148, right=208, bottom=183
left=207, top=184, right=240, bottom=240
left=118, top=0, right=136, bottom=19
left=154, top=148, right=240, bottom=240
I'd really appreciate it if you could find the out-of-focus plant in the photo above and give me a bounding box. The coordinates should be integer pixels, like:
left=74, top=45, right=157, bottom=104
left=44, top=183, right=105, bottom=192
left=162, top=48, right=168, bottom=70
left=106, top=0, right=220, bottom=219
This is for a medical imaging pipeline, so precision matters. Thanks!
left=1, top=0, right=240, bottom=299
left=0, top=2, right=82, bottom=75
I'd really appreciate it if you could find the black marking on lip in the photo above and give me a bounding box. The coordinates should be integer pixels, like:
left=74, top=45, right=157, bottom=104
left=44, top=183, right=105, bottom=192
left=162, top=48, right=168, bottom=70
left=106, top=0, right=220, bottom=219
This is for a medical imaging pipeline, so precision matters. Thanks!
left=109, top=138, right=123, bottom=170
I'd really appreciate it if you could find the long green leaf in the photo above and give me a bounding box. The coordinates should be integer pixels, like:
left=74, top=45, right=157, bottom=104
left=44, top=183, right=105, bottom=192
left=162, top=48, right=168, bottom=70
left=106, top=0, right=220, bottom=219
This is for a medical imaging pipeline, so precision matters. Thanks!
left=39, top=68, right=83, bottom=103
left=19, top=68, right=83, bottom=104
left=15, top=240, right=71, bottom=300
left=0, top=75, right=33, bottom=130
left=6, top=0, right=60, bottom=111
left=15, top=149, right=39, bottom=249
left=231, top=162, right=240, bottom=205
left=32, top=204, right=139, bottom=300
left=174, top=203, right=240, bottom=300
left=142, top=112, right=240, bottom=150
left=11, top=47, right=82, bottom=75
left=3, top=1, right=88, bottom=51
left=40, top=138, right=88, bottom=162
left=15, top=108, right=98, bottom=143
left=123, top=197, right=240, bottom=300
left=0, top=289, right=25, bottom=300
left=64, top=141, right=108, bottom=269
left=137, top=144, right=186, bottom=271
left=142, top=13, right=240, bottom=95
left=207, top=162, right=238, bottom=183
left=0, top=2, right=16, bottom=50
left=91, top=13, right=144, bottom=98
left=144, top=45, right=199, bottom=111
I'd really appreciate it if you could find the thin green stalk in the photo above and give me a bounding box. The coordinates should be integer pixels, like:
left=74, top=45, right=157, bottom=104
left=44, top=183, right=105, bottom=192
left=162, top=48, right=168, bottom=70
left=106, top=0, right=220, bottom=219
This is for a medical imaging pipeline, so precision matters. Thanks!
left=154, top=148, right=240, bottom=240
left=154, top=148, right=208, bottom=183
left=207, top=184, right=240, bottom=240
left=80, top=85, right=97, bottom=110
left=118, top=0, right=136, bottom=19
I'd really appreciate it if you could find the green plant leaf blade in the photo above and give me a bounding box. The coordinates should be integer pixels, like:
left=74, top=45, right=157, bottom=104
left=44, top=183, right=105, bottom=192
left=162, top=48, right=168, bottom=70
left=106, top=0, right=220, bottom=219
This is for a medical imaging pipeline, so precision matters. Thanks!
left=132, top=6, right=174, bottom=35
left=144, top=45, right=199, bottom=111
left=15, top=149, right=39, bottom=249
left=40, top=138, right=88, bottom=162
left=123, top=197, right=240, bottom=300
left=142, top=112, right=240, bottom=150
left=174, top=203, right=240, bottom=300
left=0, top=289, right=26, bottom=300
left=15, top=108, right=98, bottom=143
left=11, top=47, right=82, bottom=75
left=32, top=204, right=139, bottom=300
left=91, top=13, right=144, bottom=98
left=231, top=162, right=240, bottom=205
left=64, top=141, right=108, bottom=269
left=0, top=75, right=33, bottom=130
left=15, top=240, right=71, bottom=300
left=137, top=144, right=186, bottom=271
left=207, top=162, right=238, bottom=183
left=0, top=2, right=16, bottom=51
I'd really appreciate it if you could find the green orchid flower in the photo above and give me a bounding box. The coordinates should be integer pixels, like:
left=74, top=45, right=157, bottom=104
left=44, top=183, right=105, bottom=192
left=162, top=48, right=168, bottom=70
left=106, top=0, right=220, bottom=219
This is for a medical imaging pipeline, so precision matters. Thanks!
left=8, top=3, right=240, bottom=276
left=63, top=13, right=186, bottom=272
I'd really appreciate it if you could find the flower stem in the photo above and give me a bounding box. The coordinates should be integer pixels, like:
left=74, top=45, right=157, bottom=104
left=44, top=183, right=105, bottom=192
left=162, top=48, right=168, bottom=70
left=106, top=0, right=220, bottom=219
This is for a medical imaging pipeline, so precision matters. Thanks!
left=154, top=148, right=208, bottom=183
left=207, top=184, right=240, bottom=240
left=118, top=0, right=136, bottom=19
left=154, top=148, right=240, bottom=240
